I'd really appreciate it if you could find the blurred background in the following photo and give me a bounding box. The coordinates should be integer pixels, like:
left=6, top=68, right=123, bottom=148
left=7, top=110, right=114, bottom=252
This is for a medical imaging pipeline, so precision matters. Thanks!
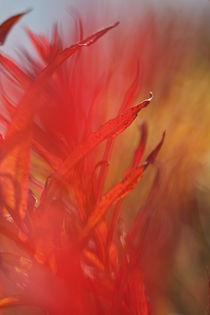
left=1, top=0, right=210, bottom=314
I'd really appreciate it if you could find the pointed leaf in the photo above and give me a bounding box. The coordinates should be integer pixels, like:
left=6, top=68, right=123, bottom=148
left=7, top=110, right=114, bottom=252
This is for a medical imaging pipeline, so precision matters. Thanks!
left=0, top=22, right=119, bottom=170
left=0, top=54, right=30, bottom=88
left=57, top=94, right=152, bottom=178
left=120, top=63, right=140, bottom=111
left=5, top=22, right=119, bottom=140
left=81, top=129, right=164, bottom=240
left=80, top=163, right=147, bottom=240
left=0, top=9, right=31, bottom=45
left=146, top=130, right=166, bottom=164
left=125, top=120, right=147, bottom=177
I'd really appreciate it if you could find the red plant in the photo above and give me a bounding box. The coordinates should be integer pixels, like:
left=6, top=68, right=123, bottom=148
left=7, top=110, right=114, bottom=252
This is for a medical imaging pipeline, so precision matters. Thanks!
left=0, top=10, right=165, bottom=315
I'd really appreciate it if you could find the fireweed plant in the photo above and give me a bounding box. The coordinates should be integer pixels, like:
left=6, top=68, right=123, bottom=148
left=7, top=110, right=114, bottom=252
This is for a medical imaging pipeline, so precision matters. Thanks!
left=0, top=8, right=166, bottom=315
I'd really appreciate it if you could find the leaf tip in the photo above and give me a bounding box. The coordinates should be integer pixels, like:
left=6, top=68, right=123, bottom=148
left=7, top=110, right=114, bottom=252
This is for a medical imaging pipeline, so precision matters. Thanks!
left=146, top=130, right=166, bottom=164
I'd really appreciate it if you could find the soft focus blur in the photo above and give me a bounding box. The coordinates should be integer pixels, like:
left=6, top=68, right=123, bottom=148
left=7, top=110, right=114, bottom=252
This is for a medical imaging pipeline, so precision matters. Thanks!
left=1, top=0, right=210, bottom=314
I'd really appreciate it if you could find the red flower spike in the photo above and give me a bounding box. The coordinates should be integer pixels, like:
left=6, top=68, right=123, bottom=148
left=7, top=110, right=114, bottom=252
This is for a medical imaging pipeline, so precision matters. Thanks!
left=0, top=8, right=163, bottom=314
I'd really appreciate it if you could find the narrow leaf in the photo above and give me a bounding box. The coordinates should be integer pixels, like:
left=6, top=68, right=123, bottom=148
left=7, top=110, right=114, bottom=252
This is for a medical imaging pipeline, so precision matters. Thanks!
left=125, top=120, right=147, bottom=177
left=80, top=164, right=147, bottom=240
left=0, top=22, right=119, bottom=171
left=81, top=129, right=164, bottom=241
left=0, top=9, right=31, bottom=45
left=146, top=130, right=166, bottom=164
left=57, top=94, right=152, bottom=178
left=120, top=63, right=140, bottom=112
left=5, top=22, right=119, bottom=140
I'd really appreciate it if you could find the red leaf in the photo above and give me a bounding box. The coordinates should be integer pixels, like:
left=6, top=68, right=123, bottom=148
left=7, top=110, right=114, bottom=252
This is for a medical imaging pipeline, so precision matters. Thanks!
left=120, top=63, right=141, bottom=112
left=25, top=29, right=52, bottom=63
left=126, top=270, right=150, bottom=315
left=57, top=94, right=152, bottom=178
left=81, top=164, right=147, bottom=240
left=0, top=54, right=31, bottom=88
left=125, top=120, right=148, bottom=177
left=146, top=130, right=166, bottom=164
left=0, top=9, right=31, bottom=45
left=81, top=129, right=165, bottom=241
left=96, top=69, right=143, bottom=199
left=132, top=121, right=148, bottom=167
left=32, top=138, right=62, bottom=170
left=0, top=22, right=119, bottom=164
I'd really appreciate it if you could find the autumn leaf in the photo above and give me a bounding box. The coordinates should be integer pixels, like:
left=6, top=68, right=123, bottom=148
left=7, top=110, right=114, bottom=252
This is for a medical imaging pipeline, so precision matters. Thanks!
left=0, top=9, right=31, bottom=45
left=81, top=164, right=147, bottom=240
left=57, top=93, right=152, bottom=178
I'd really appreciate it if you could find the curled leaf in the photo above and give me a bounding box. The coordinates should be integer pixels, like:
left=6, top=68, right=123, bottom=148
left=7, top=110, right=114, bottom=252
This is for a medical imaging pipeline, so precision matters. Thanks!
left=0, top=9, right=31, bottom=45
left=81, top=128, right=165, bottom=241
left=146, top=130, right=166, bottom=164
